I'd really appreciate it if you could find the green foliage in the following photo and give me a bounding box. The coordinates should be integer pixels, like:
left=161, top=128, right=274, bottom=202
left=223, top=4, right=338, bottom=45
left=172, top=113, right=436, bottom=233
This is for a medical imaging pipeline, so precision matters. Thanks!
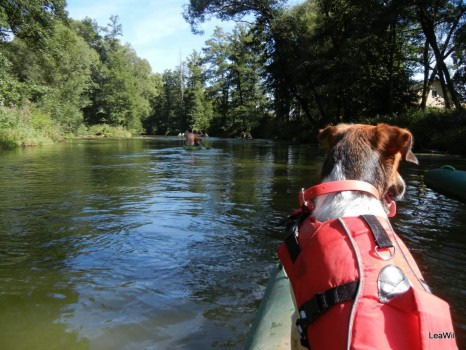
left=29, top=107, right=64, bottom=141
left=1, top=8, right=161, bottom=147
left=363, top=109, right=466, bottom=154
left=1, top=0, right=464, bottom=155
left=0, top=105, right=64, bottom=149
left=184, top=0, right=286, bottom=33
left=185, top=51, right=213, bottom=132
left=201, top=25, right=269, bottom=136
left=0, top=0, right=66, bottom=45
left=452, top=14, right=466, bottom=101
left=75, top=16, right=159, bottom=133
left=263, top=0, right=419, bottom=124
left=183, top=0, right=464, bottom=134
left=402, top=110, right=466, bottom=154
left=4, top=21, right=99, bottom=131
left=148, top=69, right=185, bottom=134
left=0, top=52, right=28, bottom=105
left=76, top=124, right=132, bottom=138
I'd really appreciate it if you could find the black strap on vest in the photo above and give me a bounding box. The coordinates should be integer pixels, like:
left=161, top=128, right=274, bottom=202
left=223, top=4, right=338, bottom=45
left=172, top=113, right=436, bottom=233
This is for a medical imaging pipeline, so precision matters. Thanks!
left=361, top=214, right=393, bottom=249
left=296, top=280, right=359, bottom=348
left=283, top=210, right=308, bottom=262
left=284, top=214, right=390, bottom=348
left=284, top=233, right=300, bottom=262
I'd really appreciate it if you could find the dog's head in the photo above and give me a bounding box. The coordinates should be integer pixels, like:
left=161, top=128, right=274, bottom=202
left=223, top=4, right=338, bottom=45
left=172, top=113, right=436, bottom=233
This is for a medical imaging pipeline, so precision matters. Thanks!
left=318, top=123, right=418, bottom=201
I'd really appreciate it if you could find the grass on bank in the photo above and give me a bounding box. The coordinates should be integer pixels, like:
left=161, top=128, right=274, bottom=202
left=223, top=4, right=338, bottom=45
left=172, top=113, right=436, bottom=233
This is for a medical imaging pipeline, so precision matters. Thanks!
left=0, top=105, right=64, bottom=149
left=76, top=124, right=133, bottom=138
left=0, top=105, right=133, bottom=150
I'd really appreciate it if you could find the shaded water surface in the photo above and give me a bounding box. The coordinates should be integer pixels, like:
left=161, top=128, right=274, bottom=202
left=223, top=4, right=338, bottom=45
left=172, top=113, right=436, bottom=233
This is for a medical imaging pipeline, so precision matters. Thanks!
left=0, top=137, right=464, bottom=349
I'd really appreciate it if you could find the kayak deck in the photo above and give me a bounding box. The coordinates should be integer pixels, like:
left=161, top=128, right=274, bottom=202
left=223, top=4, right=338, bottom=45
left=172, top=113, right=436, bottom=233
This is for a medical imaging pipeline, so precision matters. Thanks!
left=244, top=264, right=296, bottom=349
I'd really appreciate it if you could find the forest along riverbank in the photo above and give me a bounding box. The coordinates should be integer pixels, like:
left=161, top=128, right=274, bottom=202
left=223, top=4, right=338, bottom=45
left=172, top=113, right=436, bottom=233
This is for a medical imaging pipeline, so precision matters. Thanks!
left=0, top=137, right=464, bottom=349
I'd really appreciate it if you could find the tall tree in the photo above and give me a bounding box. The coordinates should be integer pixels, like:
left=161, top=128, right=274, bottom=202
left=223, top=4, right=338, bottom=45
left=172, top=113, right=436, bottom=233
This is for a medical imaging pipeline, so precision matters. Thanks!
left=87, top=44, right=156, bottom=132
left=75, top=16, right=159, bottom=132
left=150, top=69, right=185, bottom=134
left=4, top=21, right=99, bottom=131
left=0, top=0, right=65, bottom=44
left=184, top=0, right=286, bottom=32
left=203, top=27, right=233, bottom=134
left=228, top=25, right=268, bottom=134
left=185, top=0, right=308, bottom=128
left=452, top=14, right=466, bottom=101
left=413, top=0, right=465, bottom=109
left=184, top=51, right=213, bottom=132
left=202, top=25, right=268, bottom=135
left=0, top=52, right=30, bottom=106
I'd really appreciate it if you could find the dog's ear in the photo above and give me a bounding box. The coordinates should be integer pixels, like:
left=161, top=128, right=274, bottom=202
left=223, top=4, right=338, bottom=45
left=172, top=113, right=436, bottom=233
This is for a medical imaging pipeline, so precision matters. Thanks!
left=376, top=124, right=419, bottom=164
left=318, top=124, right=353, bottom=150
left=318, top=126, right=336, bottom=150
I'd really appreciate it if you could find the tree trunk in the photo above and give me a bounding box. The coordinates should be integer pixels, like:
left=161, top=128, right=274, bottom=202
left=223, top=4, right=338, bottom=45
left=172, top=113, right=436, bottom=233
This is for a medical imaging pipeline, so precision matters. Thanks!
left=436, top=65, right=451, bottom=108
left=420, top=40, right=430, bottom=111
left=417, top=5, right=463, bottom=110
left=387, top=20, right=398, bottom=116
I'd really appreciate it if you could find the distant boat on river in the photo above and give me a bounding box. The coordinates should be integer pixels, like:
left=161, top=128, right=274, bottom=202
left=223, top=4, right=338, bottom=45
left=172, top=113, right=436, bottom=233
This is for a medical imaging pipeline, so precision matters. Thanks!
left=183, top=145, right=211, bottom=151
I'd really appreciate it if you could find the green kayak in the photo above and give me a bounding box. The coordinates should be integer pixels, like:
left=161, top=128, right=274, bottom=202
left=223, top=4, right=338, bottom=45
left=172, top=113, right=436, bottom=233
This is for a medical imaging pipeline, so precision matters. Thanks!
left=244, top=264, right=297, bottom=350
left=424, top=165, right=466, bottom=203
left=183, top=145, right=210, bottom=151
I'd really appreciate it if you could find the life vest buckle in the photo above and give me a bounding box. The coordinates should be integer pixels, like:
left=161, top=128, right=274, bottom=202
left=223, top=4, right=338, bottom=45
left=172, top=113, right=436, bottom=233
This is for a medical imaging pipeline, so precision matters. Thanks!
left=295, top=281, right=359, bottom=349
left=299, top=293, right=327, bottom=324
left=295, top=317, right=311, bottom=348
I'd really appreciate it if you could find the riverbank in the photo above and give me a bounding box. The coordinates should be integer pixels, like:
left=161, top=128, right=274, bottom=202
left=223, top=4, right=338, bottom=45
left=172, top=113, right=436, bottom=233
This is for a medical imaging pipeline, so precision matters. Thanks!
left=259, top=109, right=466, bottom=155
left=0, top=105, right=133, bottom=149
left=0, top=105, right=64, bottom=149
left=363, top=109, right=466, bottom=155
left=2, top=105, right=465, bottom=155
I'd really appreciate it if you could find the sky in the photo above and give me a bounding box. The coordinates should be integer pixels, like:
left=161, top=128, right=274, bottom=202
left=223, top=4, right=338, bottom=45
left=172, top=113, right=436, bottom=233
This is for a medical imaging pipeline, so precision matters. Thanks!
left=66, top=0, right=239, bottom=73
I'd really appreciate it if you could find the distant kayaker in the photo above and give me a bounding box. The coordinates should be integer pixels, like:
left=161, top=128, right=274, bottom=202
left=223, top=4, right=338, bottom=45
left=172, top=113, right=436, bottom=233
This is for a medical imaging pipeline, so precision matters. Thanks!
left=185, top=129, right=202, bottom=146
left=240, top=131, right=252, bottom=139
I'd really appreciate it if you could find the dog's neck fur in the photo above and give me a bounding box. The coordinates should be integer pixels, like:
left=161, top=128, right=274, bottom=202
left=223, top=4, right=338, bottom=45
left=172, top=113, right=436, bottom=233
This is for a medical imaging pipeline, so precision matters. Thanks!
left=312, top=161, right=387, bottom=222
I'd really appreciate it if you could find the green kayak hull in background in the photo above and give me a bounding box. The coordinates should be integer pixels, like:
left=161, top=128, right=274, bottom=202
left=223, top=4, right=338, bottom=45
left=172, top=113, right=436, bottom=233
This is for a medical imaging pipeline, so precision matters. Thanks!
left=183, top=145, right=210, bottom=151
left=424, top=165, right=466, bottom=203
left=244, top=264, right=296, bottom=350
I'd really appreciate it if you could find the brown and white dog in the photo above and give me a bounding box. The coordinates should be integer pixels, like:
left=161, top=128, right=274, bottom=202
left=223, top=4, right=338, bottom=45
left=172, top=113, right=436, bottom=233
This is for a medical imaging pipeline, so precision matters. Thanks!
left=314, top=123, right=418, bottom=221
left=289, top=123, right=420, bottom=348
left=283, top=123, right=456, bottom=350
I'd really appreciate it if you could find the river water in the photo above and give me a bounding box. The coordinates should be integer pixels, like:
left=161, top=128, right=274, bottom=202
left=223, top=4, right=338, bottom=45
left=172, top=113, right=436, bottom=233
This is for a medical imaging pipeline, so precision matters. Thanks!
left=0, top=137, right=464, bottom=349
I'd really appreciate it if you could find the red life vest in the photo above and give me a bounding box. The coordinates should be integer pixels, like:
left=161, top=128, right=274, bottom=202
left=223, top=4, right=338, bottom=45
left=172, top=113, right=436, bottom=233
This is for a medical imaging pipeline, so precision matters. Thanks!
left=278, top=197, right=457, bottom=349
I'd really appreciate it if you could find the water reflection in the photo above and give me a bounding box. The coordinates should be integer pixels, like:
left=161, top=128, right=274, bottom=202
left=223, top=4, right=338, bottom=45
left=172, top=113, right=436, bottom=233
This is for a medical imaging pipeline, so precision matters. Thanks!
left=0, top=138, right=464, bottom=349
